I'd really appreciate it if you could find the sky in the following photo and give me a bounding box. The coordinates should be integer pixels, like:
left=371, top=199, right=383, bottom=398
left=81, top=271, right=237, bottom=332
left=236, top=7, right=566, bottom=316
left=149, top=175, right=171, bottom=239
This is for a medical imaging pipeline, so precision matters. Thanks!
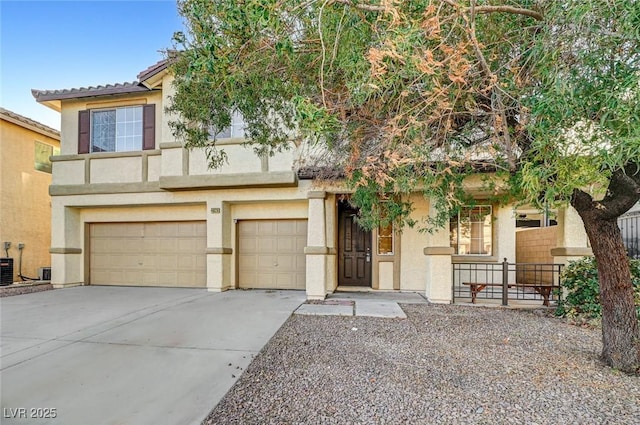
left=0, top=0, right=184, bottom=130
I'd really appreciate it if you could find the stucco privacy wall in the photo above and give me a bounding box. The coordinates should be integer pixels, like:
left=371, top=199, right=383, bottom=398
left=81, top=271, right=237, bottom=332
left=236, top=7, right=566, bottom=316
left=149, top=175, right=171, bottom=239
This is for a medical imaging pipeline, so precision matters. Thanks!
left=551, top=206, right=592, bottom=265
left=516, top=226, right=557, bottom=264
left=1, top=116, right=59, bottom=281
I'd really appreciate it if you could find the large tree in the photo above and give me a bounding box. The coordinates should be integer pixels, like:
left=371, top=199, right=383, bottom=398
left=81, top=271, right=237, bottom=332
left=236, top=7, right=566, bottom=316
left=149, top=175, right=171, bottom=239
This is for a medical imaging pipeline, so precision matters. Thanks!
left=169, top=0, right=640, bottom=372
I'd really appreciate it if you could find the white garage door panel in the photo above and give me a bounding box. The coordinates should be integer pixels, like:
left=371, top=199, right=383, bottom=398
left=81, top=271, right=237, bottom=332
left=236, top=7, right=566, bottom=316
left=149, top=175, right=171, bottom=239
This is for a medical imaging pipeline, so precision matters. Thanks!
left=90, top=221, right=206, bottom=287
left=238, top=219, right=307, bottom=290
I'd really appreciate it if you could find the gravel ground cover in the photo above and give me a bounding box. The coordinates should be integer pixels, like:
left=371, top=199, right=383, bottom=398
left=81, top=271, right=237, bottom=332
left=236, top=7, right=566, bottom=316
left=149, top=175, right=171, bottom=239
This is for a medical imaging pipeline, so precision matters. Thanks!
left=203, top=303, right=639, bottom=425
left=0, top=283, right=53, bottom=297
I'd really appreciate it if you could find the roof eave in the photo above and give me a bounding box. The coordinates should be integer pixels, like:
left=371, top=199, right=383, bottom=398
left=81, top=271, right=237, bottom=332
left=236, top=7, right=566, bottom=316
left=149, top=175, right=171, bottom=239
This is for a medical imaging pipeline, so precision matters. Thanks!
left=0, top=108, right=60, bottom=140
left=139, top=68, right=168, bottom=89
left=137, top=58, right=170, bottom=88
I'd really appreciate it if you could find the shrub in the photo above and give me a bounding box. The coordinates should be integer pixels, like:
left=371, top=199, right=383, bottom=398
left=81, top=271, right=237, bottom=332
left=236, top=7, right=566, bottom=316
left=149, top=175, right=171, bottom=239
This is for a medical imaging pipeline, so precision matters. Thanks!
left=556, top=256, right=640, bottom=320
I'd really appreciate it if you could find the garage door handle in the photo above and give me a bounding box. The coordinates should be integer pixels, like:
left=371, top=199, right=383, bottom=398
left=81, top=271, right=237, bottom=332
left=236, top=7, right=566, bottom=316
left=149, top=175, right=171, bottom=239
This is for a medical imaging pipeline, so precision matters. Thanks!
left=274, top=262, right=278, bottom=267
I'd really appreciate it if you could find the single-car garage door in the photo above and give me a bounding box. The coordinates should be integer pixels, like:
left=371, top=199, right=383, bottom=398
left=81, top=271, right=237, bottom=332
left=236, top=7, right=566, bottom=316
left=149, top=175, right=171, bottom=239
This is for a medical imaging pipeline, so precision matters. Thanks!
left=238, top=219, right=307, bottom=290
left=90, top=221, right=206, bottom=287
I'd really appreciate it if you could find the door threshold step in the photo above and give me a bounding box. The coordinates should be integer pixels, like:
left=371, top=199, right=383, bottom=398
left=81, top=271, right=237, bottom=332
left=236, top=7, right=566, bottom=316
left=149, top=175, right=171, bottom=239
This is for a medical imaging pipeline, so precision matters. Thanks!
left=335, top=286, right=372, bottom=292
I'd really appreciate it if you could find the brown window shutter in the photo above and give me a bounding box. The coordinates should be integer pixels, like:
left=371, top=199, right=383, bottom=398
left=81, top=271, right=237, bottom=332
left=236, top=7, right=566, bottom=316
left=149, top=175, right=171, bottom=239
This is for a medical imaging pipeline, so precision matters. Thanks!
left=78, top=110, right=90, bottom=153
left=142, top=104, right=155, bottom=150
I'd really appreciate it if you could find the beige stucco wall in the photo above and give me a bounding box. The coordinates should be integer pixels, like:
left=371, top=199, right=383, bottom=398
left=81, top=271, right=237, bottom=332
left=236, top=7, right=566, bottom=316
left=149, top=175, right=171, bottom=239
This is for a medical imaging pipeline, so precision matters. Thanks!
left=147, top=155, right=162, bottom=182
left=59, top=93, right=163, bottom=155
left=0, top=118, right=59, bottom=281
left=48, top=181, right=313, bottom=288
left=550, top=206, right=592, bottom=265
left=91, top=157, right=142, bottom=184
left=400, top=194, right=430, bottom=291
left=189, top=144, right=262, bottom=175
left=52, top=160, right=84, bottom=185
left=47, top=72, right=525, bottom=298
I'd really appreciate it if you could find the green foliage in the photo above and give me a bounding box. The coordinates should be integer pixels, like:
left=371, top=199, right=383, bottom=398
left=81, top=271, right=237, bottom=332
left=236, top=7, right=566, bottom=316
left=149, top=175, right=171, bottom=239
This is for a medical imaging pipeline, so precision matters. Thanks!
left=556, top=257, right=640, bottom=319
left=169, top=1, right=640, bottom=229
left=169, top=0, right=544, bottom=229
left=520, top=0, right=640, bottom=210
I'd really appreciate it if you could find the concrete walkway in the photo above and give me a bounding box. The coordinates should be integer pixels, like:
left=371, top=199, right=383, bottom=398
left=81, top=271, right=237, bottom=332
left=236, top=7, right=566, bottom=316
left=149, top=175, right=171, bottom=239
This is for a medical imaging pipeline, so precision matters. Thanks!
left=294, top=291, right=428, bottom=318
left=0, top=286, right=304, bottom=425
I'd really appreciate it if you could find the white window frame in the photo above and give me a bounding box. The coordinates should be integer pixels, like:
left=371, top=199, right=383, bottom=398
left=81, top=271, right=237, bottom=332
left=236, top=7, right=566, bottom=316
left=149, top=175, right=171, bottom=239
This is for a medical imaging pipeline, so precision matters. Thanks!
left=210, top=110, right=247, bottom=140
left=90, top=106, right=143, bottom=153
left=450, top=205, right=493, bottom=256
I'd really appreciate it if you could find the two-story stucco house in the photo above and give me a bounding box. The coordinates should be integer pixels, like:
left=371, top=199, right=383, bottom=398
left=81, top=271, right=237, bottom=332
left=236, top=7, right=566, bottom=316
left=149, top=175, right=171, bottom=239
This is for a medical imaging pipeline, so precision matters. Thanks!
left=32, top=58, right=592, bottom=301
left=1, top=108, right=60, bottom=282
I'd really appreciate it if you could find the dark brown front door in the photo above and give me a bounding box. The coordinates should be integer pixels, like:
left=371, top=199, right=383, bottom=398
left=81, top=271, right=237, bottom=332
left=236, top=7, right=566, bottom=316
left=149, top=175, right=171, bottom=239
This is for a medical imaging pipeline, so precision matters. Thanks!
left=338, top=202, right=372, bottom=286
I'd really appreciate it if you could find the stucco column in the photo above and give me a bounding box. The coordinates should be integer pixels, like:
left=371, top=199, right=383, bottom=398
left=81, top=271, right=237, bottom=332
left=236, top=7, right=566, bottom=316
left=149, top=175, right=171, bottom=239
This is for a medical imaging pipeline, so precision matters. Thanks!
left=324, top=196, right=338, bottom=293
left=496, top=205, right=517, bottom=262
left=206, top=201, right=232, bottom=292
left=305, top=191, right=328, bottom=299
left=49, top=203, right=83, bottom=288
left=551, top=206, right=593, bottom=266
left=423, top=203, right=454, bottom=303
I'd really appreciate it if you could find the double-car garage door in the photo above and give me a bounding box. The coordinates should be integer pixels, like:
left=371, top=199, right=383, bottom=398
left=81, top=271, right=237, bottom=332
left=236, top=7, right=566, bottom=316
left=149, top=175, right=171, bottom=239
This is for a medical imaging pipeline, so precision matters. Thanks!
left=90, top=221, right=207, bottom=287
left=89, top=219, right=307, bottom=290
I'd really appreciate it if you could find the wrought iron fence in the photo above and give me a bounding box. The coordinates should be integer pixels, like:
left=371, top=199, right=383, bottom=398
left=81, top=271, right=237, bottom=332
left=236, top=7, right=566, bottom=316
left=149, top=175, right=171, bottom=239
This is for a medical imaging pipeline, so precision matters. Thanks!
left=452, top=259, right=563, bottom=306
left=619, top=212, right=640, bottom=259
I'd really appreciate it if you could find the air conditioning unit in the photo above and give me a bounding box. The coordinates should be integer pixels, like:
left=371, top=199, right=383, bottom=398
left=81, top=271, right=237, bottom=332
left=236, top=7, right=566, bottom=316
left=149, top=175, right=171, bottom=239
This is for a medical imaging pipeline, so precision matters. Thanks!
left=38, top=267, right=52, bottom=281
left=1, top=258, right=14, bottom=286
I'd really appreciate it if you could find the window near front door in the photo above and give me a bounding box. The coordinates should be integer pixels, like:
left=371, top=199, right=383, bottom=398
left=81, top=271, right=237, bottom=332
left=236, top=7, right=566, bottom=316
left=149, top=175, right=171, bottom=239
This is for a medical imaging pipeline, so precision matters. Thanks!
left=377, top=223, right=394, bottom=255
left=450, top=205, right=493, bottom=255
left=91, top=106, right=142, bottom=152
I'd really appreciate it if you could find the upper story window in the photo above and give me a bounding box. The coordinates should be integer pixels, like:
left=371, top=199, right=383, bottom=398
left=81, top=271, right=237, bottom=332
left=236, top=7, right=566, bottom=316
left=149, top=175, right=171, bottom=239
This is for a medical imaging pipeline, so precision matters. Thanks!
left=210, top=111, right=247, bottom=139
left=450, top=205, right=493, bottom=255
left=34, top=141, right=59, bottom=173
left=91, top=106, right=142, bottom=152
left=78, top=104, right=155, bottom=154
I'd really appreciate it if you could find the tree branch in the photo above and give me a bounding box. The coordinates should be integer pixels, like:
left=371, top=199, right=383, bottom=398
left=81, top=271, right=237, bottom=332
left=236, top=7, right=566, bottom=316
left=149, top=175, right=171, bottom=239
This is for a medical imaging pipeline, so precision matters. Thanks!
left=466, top=0, right=516, bottom=170
left=440, top=0, right=543, bottom=21
left=597, top=166, right=640, bottom=220
left=572, top=164, right=640, bottom=221
left=330, top=0, right=385, bottom=12
left=474, top=5, right=542, bottom=21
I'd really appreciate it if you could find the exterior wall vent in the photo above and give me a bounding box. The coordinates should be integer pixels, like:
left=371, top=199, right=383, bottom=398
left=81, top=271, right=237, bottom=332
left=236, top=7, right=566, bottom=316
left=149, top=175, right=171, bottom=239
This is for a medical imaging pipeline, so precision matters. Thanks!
left=38, top=267, right=52, bottom=281
left=1, top=258, right=14, bottom=286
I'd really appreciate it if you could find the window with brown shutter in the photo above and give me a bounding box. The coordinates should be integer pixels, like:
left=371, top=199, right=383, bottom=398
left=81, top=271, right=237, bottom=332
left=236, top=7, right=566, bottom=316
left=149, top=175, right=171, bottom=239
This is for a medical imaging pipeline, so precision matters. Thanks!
left=77, top=105, right=155, bottom=153
left=78, top=110, right=90, bottom=154
left=142, top=104, right=155, bottom=150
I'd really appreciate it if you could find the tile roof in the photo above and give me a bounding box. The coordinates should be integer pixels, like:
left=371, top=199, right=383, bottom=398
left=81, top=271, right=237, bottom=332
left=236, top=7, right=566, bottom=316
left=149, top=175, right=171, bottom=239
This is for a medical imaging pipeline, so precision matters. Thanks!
left=0, top=107, right=60, bottom=139
left=32, top=56, right=172, bottom=104
left=32, top=82, right=152, bottom=102
left=137, top=57, right=170, bottom=82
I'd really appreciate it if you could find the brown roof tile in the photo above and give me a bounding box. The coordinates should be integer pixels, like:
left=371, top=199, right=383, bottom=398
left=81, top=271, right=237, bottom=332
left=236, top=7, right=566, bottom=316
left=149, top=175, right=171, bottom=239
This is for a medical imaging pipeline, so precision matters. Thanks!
left=137, top=57, right=170, bottom=82
left=0, top=107, right=60, bottom=139
left=31, top=82, right=151, bottom=102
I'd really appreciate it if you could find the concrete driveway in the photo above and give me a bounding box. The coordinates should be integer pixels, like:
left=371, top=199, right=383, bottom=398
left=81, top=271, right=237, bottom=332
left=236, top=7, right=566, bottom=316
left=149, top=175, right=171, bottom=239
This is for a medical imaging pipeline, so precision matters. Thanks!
left=0, top=286, right=305, bottom=425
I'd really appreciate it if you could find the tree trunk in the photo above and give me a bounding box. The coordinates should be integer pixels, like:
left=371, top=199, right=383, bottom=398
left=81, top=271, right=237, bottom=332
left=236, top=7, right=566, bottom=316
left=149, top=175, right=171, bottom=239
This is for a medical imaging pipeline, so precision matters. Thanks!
left=574, top=208, right=640, bottom=373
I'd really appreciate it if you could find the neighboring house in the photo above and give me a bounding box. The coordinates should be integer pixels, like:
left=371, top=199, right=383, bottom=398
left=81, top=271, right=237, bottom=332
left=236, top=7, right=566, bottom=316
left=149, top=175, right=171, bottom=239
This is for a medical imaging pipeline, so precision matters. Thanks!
left=32, top=59, right=591, bottom=301
left=0, top=108, right=60, bottom=282
left=619, top=202, right=640, bottom=259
